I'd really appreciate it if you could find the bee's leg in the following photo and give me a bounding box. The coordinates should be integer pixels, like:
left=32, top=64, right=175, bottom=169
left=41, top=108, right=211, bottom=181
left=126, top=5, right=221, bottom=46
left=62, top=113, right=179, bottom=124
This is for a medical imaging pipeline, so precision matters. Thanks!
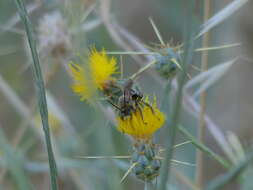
left=134, top=100, right=146, bottom=123
left=128, top=111, right=134, bottom=125
left=136, top=104, right=147, bottom=124
left=123, top=90, right=126, bottom=103
left=141, top=100, right=155, bottom=114
left=107, top=100, right=122, bottom=111
left=140, top=100, right=161, bottom=121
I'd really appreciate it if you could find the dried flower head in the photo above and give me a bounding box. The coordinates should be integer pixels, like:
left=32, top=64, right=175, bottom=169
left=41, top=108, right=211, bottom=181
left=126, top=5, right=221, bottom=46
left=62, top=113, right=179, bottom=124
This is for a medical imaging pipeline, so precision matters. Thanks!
left=38, top=11, right=72, bottom=57
left=117, top=97, right=165, bottom=140
left=69, top=48, right=118, bottom=101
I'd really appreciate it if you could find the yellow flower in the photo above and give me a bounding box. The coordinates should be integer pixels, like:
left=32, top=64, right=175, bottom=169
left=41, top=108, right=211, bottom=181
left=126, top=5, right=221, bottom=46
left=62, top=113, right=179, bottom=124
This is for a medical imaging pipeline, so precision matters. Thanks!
left=117, top=97, right=165, bottom=140
left=69, top=48, right=118, bottom=101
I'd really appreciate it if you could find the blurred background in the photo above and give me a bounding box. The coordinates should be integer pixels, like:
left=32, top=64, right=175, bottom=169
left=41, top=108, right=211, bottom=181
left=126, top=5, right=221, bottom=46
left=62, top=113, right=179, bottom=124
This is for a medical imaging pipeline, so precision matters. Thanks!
left=0, top=0, right=252, bottom=189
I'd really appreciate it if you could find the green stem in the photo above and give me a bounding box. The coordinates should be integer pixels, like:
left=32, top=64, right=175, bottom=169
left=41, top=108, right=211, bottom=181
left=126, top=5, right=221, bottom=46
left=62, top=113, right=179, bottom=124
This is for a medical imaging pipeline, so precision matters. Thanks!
left=14, top=0, right=58, bottom=189
left=197, top=0, right=211, bottom=187
left=144, top=182, right=153, bottom=190
left=161, top=80, right=172, bottom=112
left=158, top=13, right=195, bottom=189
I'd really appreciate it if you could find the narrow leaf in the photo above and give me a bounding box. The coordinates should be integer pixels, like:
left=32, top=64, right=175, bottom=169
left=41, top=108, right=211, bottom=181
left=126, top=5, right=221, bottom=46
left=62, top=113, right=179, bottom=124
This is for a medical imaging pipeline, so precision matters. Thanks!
left=198, top=0, right=249, bottom=37
left=185, top=58, right=237, bottom=93
left=193, top=60, right=236, bottom=97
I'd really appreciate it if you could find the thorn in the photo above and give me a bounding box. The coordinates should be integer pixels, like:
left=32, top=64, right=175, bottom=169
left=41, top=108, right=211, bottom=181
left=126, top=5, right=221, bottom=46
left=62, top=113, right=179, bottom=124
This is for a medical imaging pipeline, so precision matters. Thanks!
left=75, top=155, right=131, bottom=159
left=120, top=162, right=138, bottom=184
left=149, top=17, right=165, bottom=46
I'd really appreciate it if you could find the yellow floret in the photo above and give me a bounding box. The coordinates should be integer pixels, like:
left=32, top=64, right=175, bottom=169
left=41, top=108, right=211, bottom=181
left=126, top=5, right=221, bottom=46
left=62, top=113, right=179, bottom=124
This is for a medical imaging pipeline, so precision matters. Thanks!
left=89, top=49, right=117, bottom=90
left=117, top=98, right=165, bottom=139
left=69, top=63, right=95, bottom=101
left=69, top=48, right=117, bottom=101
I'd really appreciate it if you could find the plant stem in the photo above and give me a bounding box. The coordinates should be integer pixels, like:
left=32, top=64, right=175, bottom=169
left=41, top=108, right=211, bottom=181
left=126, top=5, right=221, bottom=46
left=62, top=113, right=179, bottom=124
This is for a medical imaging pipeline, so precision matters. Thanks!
left=144, top=182, right=153, bottom=190
left=158, top=15, right=195, bottom=190
left=14, top=0, right=58, bottom=189
left=197, top=0, right=211, bottom=188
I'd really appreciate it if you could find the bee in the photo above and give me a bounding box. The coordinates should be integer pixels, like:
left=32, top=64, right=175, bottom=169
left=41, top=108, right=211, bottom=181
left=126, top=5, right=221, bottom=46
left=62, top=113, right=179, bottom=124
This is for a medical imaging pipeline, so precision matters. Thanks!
left=109, top=79, right=154, bottom=122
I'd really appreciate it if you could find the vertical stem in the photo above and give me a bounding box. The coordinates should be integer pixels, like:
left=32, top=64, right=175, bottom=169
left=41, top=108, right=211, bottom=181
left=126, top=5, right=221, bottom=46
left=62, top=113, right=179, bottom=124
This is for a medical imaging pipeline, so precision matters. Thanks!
left=145, top=182, right=148, bottom=190
left=158, top=14, right=195, bottom=189
left=144, top=182, right=152, bottom=190
left=196, top=0, right=211, bottom=188
left=14, top=0, right=58, bottom=189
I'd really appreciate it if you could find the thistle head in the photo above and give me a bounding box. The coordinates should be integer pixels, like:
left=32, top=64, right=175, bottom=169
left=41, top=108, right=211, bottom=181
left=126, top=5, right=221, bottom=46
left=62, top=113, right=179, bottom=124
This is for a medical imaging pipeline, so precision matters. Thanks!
left=154, top=47, right=181, bottom=79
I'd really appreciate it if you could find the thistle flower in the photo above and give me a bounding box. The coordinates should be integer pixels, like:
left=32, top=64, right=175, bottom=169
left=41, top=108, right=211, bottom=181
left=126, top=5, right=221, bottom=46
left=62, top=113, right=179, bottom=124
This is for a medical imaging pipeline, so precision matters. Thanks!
left=117, top=97, right=165, bottom=140
left=116, top=97, right=165, bottom=181
left=69, top=48, right=118, bottom=101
